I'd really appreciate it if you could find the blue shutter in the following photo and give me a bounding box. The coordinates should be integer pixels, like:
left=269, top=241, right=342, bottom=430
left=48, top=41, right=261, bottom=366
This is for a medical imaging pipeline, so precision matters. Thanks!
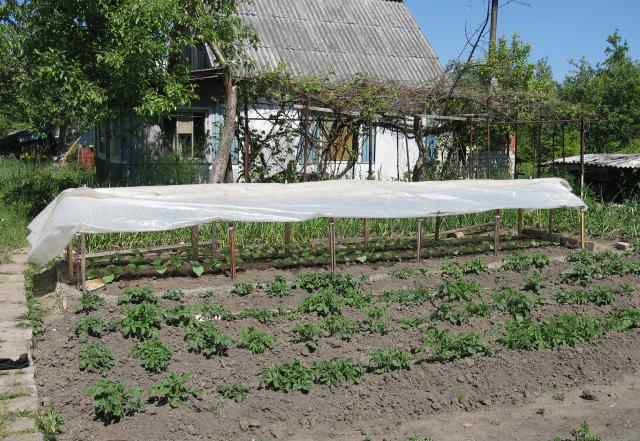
left=360, top=127, right=375, bottom=163
left=210, top=103, right=239, bottom=164
left=426, top=135, right=438, bottom=161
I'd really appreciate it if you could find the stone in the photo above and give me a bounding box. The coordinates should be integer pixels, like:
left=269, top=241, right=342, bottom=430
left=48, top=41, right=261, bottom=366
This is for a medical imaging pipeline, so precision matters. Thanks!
left=615, top=241, right=631, bottom=251
left=580, top=390, right=598, bottom=401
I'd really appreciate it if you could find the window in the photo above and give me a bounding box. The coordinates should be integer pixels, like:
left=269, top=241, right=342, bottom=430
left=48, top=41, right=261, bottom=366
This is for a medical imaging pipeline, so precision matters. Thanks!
left=167, top=113, right=207, bottom=160
left=360, top=127, right=376, bottom=164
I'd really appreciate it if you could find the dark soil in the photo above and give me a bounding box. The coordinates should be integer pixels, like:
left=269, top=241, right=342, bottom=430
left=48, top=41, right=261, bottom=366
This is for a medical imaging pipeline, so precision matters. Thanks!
left=34, top=246, right=640, bottom=441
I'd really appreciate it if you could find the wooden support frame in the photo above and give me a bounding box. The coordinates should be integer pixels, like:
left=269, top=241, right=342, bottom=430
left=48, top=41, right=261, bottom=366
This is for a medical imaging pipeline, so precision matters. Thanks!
left=434, top=215, right=442, bottom=241
left=191, top=225, right=200, bottom=259
left=416, top=220, right=423, bottom=263
left=580, top=209, right=586, bottom=250
left=284, top=223, right=292, bottom=249
left=211, top=223, right=218, bottom=256
left=329, top=218, right=337, bottom=273
left=548, top=209, right=554, bottom=239
left=494, top=210, right=501, bottom=256
left=517, top=209, right=524, bottom=236
left=362, top=219, right=369, bottom=248
left=228, top=225, right=237, bottom=280
left=80, top=233, right=87, bottom=291
left=66, top=240, right=74, bottom=282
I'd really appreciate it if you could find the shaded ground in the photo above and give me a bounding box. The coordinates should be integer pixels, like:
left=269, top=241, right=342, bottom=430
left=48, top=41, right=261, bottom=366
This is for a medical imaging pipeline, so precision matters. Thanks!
left=34, top=246, right=640, bottom=441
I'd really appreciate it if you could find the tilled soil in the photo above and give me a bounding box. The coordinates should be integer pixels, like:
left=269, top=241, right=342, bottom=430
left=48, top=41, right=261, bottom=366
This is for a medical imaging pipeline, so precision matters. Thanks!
left=34, top=247, right=640, bottom=441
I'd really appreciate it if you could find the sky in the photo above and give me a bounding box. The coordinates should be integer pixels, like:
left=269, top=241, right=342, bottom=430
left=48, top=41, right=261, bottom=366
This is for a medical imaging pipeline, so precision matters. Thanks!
left=405, top=0, right=640, bottom=80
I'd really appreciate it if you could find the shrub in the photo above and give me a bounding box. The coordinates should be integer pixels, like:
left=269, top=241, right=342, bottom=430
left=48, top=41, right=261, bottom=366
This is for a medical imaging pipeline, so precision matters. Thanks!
left=266, top=276, right=290, bottom=297
left=120, top=304, right=162, bottom=340
left=85, top=379, right=143, bottom=424
left=435, top=279, right=481, bottom=302
left=295, top=272, right=360, bottom=294
left=291, top=323, right=322, bottom=352
left=75, top=292, right=105, bottom=314
left=502, top=252, right=550, bottom=272
left=231, top=282, right=254, bottom=297
left=382, top=288, right=430, bottom=305
left=217, top=384, right=249, bottom=402
left=320, top=315, right=357, bottom=340
left=262, top=360, right=314, bottom=393
left=75, top=316, right=115, bottom=339
left=79, top=342, right=115, bottom=373
left=368, top=348, right=411, bottom=373
left=162, top=288, right=184, bottom=301
left=492, top=288, right=536, bottom=321
left=423, top=328, right=492, bottom=362
left=184, top=321, right=232, bottom=357
left=150, top=372, right=199, bottom=408
left=163, top=305, right=193, bottom=327
left=131, top=339, right=172, bottom=373
left=299, top=288, right=343, bottom=316
left=500, top=314, right=606, bottom=351
left=117, top=287, right=157, bottom=305
left=312, top=358, right=364, bottom=386
left=237, top=327, right=274, bottom=354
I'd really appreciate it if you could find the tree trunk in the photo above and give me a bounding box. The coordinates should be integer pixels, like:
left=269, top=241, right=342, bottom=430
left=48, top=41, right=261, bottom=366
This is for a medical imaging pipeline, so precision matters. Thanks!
left=209, top=71, right=238, bottom=183
left=412, top=116, right=426, bottom=181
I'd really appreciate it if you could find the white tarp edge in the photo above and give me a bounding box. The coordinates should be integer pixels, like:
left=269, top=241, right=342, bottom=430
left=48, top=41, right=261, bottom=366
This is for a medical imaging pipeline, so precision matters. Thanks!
left=27, top=178, right=586, bottom=265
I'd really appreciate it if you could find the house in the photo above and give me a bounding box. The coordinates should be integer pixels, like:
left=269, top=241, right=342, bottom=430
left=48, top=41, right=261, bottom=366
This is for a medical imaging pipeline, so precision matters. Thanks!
left=95, top=0, right=444, bottom=185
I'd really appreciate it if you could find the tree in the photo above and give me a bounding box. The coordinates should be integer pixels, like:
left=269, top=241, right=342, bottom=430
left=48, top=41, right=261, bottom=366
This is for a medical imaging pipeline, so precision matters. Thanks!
left=0, top=0, right=255, bottom=160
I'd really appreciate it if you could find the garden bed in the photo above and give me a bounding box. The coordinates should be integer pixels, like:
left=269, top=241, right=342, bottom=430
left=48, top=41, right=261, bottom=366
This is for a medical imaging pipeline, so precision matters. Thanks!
left=34, top=246, right=640, bottom=441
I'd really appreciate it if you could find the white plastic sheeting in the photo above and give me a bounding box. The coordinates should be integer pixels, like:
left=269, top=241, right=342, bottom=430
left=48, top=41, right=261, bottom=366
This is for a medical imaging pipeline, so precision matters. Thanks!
left=27, top=178, right=586, bottom=265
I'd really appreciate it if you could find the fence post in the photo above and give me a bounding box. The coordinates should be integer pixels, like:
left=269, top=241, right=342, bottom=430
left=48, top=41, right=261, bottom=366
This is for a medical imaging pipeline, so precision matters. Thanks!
left=580, top=209, right=586, bottom=250
left=211, top=223, right=218, bottom=256
left=517, top=209, right=524, bottom=236
left=416, top=220, right=422, bottom=263
left=228, top=225, right=237, bottom=280
left=434, top=215, right=442, bottom=241
left=494, top=210, right=501, bottom=256
left=80, top=233, right=87, bottom=291
left=548, top=209, right=554, bottom=239
left=191, top=225, right=199, bottom=260
left=329, top=218, right=337, bottom=274
left=362, top=219, right=369, bottom=248
left=284, top=223, right=292, bottom=249
left=66, top=240, right=75, bottom=282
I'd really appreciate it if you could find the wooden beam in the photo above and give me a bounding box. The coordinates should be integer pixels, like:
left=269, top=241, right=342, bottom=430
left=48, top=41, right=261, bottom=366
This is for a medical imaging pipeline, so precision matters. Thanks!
left=494, top=210, right=501, bottom=256
left=517, top=209, right=524, bottom=236
left=434, top=216, right=442, bottom=241
left=329, top=218, right=337, bottom=274
left=80, top=233, right=87, bottom=291
left=416, top=220, right=422, bottom=263
left=548, top=209, right=554, bottom=239
left=284, top=223, right=292, bottom=249
left=228, top=225, right=237, bottom=280
left=363, top=219, right=369, bottom=247
left=580, top=210, right=586, bottom=250
left=191, top=225, right=200, bottom=259
left=66, top=240, right=74, bottom=282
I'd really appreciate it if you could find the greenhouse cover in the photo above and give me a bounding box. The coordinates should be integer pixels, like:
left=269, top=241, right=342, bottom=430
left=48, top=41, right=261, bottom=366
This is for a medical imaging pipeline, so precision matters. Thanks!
left=27, top=178, right=586, bottom=265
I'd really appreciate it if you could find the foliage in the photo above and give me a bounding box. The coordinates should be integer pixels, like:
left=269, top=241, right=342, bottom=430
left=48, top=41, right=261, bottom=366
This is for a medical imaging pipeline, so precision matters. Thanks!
left=237, top=307, right=279, bottom=324
left=295, top=272, right=361, bottom=294
left=319, top=315, right=357, bottom=341
left=131, top=339, right=172, bottom=373
left=500, top=314, right=606, bottom=351
left=492, top=288, right=536, bottom=320
left=423, top=328, right=492, bottom=362
left=431, top=301, right=490, bottom=325
left=312, top=358, right=364, bottom=386
left=85, top=379, right=143, bottom=424
left=607, top=309, right=640, bottom=332
left=36, top=406, right=65, bottom=441
left=75, top=316, right=115, bottom=339
left=265, top=276, right=291, bottom=297
left=555, top=287, right=616, bottom=306
left=435, top=279, right=481, bottom=302
left=184, top=321, right=232, bottom=357
left=441, top=258, right=488, bottom=278
left=162, top=288, right=184, bottom=301
left=118, top=287, right=157, bottom=305
left=368, top=348, right=411, bottom=374
left=562, top=250, right=639, bottom=285
left=150, top=372, right=199, bottom=408
left=398, top=316, right=429, bottom=330
left=299, top=288, right=343, bottom=317
left=523, top=271, right=544, bottom=294
left=502, top=252, right=550, bottom=272
left=361, top=306, right=388, bottom=335
left=120, top=304, right=162, bottom=340
left=230, top=282, right=254, bottom=297
left=382, top=288, right=430, bottom=306
left=237, top=327, right=274, bottom=354
left=75, top=292, right=105, bottom=314
left=340, top=287, right=373, bottom=309
left=217, top=384, right=249, bottom=402
left=79, top=342, right=116, bottom=374
left=262, top=360, right=314, bottom=393
left=291, top=323, right=322, bottom=352
left=163, top=305, right=194, bottom=327
left=550, top=422, right=603, bottom=441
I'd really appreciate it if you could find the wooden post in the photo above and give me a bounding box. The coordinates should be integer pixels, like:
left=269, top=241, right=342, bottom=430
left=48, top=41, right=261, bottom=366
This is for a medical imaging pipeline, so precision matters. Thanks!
left=435, top=215, right=442, bottom=241
left=517, top=209, right=524, bottom=236
left=580, top=118, right=586, bottom=200
left=416, top=220, right=423, bottom=263
left=284, top=223, right=292, bottom=249
left=66, top=241, right=74, bottom=282
left=329, top=218, right=337, bottom=274
left=80, top=233, right=87, bottom=291
left=362, top=219, right=369, bottom=247
left=548, top=209, right=554, bottom=239
left=191, top=225, right=199, bottom=259
left=580, top=209, right=586, bottom=250
left=228, top=225, right=237, bottom=280
left=211, top=223, right=218, bottom=256
left=494, top=210, right=501, bottom=256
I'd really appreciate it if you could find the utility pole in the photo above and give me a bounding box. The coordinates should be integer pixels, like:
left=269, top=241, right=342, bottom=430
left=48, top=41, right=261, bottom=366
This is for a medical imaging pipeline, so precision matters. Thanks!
left=489, top=0, right=499, bottom=52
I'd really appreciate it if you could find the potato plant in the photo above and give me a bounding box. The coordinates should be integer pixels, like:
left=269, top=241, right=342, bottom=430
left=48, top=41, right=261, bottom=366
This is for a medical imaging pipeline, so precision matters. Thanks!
left=85, top=379, right=144, bottom=424
left=118, top=287, right=157, bottom=305
left=262, top=360, right=314, bottom=393
left=150, top=372, right=199, bottom=408
left=184, top=321, right=232, bottom=357
left=162, top=288, right=184, bottom=301
left=120, top=304, right=162, bottom=340
left=217, top=384, right=250, bottom=402
left=75, top=292, right=105, bottom=314
left=435, top=279, right=481, bottom=302
left=79, top=342, right=116, bottom=373
left=320, top=315, right=357, bottom=340
left=75, top=316, right=115, bottom=339
left=291, top=323, right=322, bottom=352
left=382, top=288, right=430, bottom=306
left=311, top=358, right=364, bottom=386
left=131, top=339, right=172, bottom=373
left=423, top=328, right=492, bottom=362
left=368, top=348, right=411, bottom=373
left=265, top=276, right=291, bottom=297
left=231, top=282, right=254, bottom=297
left=237, top=327, right=275, bottom=354
left=299, top=288, right=343, bottom=316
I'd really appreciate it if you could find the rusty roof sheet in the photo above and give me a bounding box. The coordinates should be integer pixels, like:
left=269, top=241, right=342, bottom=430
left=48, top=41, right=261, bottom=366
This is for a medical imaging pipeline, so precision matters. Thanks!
left=238, top=0, right=443, bottom=85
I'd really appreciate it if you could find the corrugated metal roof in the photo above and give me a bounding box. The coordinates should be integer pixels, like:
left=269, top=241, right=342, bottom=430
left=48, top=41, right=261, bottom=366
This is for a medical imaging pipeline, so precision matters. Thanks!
left=552, top=153, right=640, bottom=170
left=238, top=0, right=443, bottom=84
